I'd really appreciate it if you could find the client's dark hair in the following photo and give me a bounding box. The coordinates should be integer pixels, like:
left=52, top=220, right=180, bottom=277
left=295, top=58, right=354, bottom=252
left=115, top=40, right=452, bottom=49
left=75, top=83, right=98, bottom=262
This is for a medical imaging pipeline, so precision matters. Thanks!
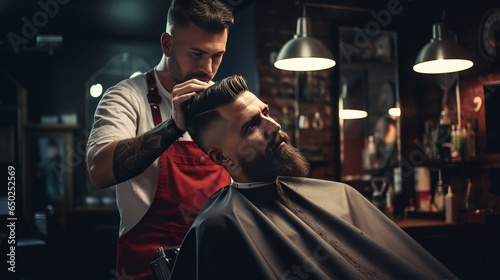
left=167, top=0, right=234, bottom=33
left=185, top=75, right=249, bottom=151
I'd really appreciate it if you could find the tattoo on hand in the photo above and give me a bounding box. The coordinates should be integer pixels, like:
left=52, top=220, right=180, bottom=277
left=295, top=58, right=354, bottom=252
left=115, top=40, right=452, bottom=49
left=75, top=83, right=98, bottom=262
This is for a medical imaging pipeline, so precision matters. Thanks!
left=113, top=120, right=180, bottom=182
left=113, top=133, right=163, bottom=182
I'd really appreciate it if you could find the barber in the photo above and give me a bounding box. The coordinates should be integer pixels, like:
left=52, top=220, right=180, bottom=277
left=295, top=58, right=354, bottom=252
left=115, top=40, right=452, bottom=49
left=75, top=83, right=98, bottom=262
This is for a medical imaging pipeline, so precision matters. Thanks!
left=85, top=1, right=234, bottom=278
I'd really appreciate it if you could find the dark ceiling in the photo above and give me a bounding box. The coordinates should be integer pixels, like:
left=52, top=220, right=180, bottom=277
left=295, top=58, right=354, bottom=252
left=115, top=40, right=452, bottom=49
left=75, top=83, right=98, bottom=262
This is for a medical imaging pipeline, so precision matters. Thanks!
left=0, top=0, right=256, bottom=52
left=1, top=0, right=172, bottom=44
left=0, top=0, right=494, bottom=54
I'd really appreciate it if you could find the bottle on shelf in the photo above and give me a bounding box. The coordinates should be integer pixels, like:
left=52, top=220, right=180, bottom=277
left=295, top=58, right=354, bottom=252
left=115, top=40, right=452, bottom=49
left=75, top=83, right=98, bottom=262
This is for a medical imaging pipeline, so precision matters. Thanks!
left=464, top=122, right=476, bottom=160
left=391, top=166, right=404, bottom=220
left=432, top=169, right=445, bottom=212
left=423, top=120, right=437, bottom=160
left=450, top=124, right=464, bottom=161
left=464, top=179, right=479, bottom=211
left=311, top=112, right=324, bottom=130
left=437, top=109, right=452, bottom=161
left=363, top=135, right=376, bottom=170
left=445, top=185, right=457, bottom=223
left=434, top=186, right=445, bottom=212
left=414, top=166, right=431, bottom=211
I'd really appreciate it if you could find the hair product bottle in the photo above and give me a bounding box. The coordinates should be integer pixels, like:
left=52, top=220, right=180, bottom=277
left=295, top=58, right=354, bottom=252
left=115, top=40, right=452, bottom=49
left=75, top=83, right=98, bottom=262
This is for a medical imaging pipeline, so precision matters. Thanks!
left=445, top=185, right=457, bottom=223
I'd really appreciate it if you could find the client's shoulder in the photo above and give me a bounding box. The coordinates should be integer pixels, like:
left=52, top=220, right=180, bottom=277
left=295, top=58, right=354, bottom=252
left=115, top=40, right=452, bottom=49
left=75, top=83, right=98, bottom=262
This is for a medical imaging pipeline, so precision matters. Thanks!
left=191, top=186, right=252, bottom=234
left=201, top=186, right=231, bottom=212
left=279, top=176, right=351, bottom=189
left=278, top=176, right=361, bottom=198
left=209, top=185, right=230, bottom=200
left=195, top=186, right=237, bottom=220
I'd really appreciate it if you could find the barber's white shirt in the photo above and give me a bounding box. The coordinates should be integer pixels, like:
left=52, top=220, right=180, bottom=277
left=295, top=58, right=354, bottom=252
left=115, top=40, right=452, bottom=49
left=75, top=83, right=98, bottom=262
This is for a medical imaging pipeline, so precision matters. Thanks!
left=86, top=70, right=192, bottom=237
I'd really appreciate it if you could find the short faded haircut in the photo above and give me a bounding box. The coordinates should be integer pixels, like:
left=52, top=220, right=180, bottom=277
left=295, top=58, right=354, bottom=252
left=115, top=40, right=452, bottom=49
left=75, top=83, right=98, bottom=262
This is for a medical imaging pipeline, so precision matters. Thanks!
left=167, top=0, right=234, bottom=33
left=185, top=75, right=249, bottom=151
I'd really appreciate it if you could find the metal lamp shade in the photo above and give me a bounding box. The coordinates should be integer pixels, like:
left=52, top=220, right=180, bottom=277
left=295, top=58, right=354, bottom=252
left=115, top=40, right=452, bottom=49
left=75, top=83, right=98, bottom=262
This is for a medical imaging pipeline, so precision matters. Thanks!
left=413, top=23, right=473, bottom=74
left=274, top=17, right=335, bottom=71
left=338, top=79, right=367, bottom=120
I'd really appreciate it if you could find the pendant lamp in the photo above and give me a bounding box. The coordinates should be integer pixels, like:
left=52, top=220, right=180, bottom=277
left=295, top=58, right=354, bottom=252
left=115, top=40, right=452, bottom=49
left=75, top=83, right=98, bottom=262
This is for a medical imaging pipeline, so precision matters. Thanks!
left=338, top=78, right=367, bottom=119
left=274, top=5, right=335, bottom=71
left=413, top=23, right=473, bottom=74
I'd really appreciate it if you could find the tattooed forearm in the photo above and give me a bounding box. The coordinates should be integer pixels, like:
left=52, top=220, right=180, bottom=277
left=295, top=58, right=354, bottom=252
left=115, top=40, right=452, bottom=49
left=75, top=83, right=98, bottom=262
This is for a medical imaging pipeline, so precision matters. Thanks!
left=113, top=118, right=184, bottom=182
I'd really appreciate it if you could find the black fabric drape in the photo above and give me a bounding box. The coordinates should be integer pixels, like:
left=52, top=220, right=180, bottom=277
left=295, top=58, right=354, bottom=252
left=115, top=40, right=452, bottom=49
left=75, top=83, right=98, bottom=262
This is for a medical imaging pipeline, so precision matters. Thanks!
left=170, top=176, right=458, bottom=280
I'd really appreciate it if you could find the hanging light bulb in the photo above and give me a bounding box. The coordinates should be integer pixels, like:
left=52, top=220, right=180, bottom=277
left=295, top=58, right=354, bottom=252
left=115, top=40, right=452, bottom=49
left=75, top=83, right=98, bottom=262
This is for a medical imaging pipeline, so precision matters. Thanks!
left=413, top=23, right=473, bottom=74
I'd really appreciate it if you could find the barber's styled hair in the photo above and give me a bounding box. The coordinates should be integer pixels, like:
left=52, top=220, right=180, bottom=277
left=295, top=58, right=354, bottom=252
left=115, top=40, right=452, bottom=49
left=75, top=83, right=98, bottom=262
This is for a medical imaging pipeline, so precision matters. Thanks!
left=185, top=75, right=248, bottom=150
left=167, top=0, right=234, bottom=33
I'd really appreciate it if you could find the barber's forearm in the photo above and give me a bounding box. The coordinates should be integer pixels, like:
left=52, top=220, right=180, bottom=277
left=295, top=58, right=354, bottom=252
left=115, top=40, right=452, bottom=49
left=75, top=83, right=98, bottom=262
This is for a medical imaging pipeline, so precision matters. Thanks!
left=113, top=118, right=184, bottom=183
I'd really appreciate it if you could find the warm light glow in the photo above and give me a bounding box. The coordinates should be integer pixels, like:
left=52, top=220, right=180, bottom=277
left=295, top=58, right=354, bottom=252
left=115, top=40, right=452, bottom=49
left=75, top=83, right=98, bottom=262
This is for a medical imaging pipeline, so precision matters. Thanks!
left=413, top=59, right=473, bottom=74
left=90, top=83, right=103, bottom=98
left=274, top=57, right=336, bottom=71
left=339, top=109, right=368, bottom=119
left=388, top=107, right=401, bottom=117
left=130, top=71, right=143, bottom=78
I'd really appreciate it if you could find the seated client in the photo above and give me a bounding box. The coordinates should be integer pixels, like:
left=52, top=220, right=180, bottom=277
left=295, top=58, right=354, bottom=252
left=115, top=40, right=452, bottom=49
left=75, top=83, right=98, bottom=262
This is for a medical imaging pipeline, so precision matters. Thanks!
left=169, top=75, right=458, bottom=280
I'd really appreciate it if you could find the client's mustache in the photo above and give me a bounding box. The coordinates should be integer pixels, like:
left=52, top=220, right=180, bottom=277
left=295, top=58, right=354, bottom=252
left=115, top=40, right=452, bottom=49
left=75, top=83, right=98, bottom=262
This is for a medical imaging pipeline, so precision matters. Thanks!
left=267, top=130, right=292, bottom=155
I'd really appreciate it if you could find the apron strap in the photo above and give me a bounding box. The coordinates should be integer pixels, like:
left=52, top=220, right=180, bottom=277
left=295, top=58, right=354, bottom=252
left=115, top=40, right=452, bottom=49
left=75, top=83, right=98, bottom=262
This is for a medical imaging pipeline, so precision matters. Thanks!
left=146, top=69, right=163, bottom=126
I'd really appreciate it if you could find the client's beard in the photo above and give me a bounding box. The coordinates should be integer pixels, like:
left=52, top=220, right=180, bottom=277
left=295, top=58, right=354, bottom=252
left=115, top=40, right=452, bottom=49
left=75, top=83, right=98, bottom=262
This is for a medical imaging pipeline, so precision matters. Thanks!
left=240, top=131, right=310, bottom=181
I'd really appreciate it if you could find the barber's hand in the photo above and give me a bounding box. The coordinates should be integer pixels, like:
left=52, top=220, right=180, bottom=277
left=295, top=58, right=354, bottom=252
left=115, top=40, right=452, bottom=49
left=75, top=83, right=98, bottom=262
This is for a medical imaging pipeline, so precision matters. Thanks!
left=171, top=79, right=211, bottom=131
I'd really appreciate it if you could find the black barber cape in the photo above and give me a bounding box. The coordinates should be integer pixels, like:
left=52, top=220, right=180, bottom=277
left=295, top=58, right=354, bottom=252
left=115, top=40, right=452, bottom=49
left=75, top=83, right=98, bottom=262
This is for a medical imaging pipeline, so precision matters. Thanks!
left=170, top=177, right=458, bottom=280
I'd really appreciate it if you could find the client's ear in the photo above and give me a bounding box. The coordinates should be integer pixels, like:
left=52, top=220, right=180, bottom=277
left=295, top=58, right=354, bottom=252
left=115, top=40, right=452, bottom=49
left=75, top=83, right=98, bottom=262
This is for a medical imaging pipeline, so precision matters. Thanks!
left=208, top=148, right=231, bottom=167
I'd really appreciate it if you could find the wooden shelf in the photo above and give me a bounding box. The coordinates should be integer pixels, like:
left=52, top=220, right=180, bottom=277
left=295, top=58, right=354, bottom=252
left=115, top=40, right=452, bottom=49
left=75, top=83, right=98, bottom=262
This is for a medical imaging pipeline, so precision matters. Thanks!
left=395, top=218, right=451, bottom=229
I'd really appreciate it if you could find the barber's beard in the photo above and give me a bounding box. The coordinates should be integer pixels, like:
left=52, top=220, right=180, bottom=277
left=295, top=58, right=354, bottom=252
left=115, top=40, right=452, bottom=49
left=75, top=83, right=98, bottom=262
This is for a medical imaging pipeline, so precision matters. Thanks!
left=168, top=51, right=212, bottom=84
left=240, top=131, right=310, bottom=181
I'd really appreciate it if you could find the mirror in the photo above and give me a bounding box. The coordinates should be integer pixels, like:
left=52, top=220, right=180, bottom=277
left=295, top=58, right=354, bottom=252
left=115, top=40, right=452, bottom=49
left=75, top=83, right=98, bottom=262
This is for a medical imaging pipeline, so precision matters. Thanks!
left=85, top=53, right=151, bottom=134
left=338, top=27, right=400, bottom=185
left=83, top=53, right=150, bottom=207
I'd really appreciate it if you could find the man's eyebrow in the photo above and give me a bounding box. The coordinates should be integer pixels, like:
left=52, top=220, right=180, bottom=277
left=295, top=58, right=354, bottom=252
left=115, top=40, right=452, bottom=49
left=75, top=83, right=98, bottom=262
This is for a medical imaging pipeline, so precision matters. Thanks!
left=190, top=47, right=225, bottom=55
left=190, top=47, right=207, bottom=53
left=239, top=103, right=268, bottom=136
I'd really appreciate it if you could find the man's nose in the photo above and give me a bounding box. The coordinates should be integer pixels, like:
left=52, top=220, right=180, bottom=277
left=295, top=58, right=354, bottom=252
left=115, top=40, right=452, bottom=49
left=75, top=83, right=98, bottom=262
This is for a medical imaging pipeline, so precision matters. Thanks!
left=264, top=116, right=281, bottom=137
left=199, top=57, right=213, bottom=75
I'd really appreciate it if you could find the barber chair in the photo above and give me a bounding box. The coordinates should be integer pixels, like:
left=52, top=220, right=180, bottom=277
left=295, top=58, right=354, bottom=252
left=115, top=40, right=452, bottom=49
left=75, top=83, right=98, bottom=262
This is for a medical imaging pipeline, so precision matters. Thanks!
left=150, top=247, right=180, bottom=280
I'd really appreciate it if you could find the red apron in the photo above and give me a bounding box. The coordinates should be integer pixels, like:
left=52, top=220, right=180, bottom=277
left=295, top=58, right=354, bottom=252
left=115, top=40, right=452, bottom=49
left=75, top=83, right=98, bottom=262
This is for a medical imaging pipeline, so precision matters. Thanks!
left=115, top=70, right=231, bottom=279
